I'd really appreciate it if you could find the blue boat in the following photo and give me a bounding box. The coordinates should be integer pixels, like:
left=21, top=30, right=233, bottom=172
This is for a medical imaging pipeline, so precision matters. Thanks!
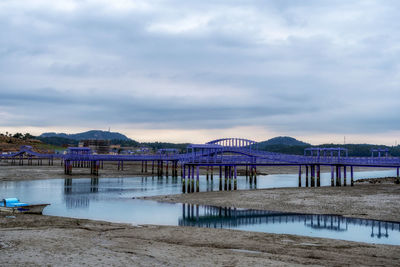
left=0, top=198, right=50, bottom=214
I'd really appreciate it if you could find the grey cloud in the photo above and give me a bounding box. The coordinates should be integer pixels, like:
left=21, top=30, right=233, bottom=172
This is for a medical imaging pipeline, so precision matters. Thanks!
left=0, top=0, right=400, bottom=138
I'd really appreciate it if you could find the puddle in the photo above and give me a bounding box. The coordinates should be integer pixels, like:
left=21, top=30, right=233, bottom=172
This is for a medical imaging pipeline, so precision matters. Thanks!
left=229, top=249, right=262, bottom=254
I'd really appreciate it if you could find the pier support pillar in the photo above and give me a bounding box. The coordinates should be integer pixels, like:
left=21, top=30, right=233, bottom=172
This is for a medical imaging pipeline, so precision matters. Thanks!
left=191, top=165, right=195, bottom=193
left=317, top=165, right=320, bottom=187
left=182, top=165, right=186, bottom=193
left=228, top=166, right=232, bottom=191
left=234, top=165, right=237, bottom=190
left=95, top=161, right=99, bottom=175
left=224, top=166, right=228, bottom=191
left=305, top=165, right=309, bottom=187
left=196, top=165, right=200, bottom=192
left=219, top=166, right=222, bottom=191
left=298, top=165, right=302, bottom=187
left=343, top=166, right=347, bottom=186
left=249, top=165, right=253, bottom=185
left=336, top=166, right=341, bottom=186
left=311, top=165, right=315, bottom=187
left=187, top=165, right=191, bottom=192
left=351, top=166, right=354, bottom=186
left=331, top=166, right=334, bottom=186
left=396, top=167, right=400, bottom=184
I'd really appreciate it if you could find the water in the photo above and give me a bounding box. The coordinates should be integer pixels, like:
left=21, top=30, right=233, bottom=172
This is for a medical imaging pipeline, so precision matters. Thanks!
left=180, top=205, right=400, bottom=245
left=0, top=170, right=399, bottom=245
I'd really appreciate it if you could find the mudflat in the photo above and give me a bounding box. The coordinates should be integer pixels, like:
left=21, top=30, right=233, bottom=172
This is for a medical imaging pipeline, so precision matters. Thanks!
left=146, top=183, right=400, bottom=222
left=1, top=214, right=400, bottom=266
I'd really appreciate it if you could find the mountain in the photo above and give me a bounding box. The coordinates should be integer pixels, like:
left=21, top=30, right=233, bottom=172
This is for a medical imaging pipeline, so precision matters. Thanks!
left=259, top=136, right=310, bottom=146
left=40, top=130, right=131, bottom=141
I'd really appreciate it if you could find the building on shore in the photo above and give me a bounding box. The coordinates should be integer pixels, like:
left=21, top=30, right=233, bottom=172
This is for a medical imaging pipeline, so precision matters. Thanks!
left=78, top=140, right=110, bottom=154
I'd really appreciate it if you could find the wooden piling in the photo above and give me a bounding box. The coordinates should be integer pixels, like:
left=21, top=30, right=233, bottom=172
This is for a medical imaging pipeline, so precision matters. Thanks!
left=331, top=166, right=334, bottom=186
left=317, top=165, right=320, bottom=187
left=343, top=166, right=347, bottom=186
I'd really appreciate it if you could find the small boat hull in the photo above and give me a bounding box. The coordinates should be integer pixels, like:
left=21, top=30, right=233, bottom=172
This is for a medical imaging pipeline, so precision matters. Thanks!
left=0, top=204, right=50, bottom=214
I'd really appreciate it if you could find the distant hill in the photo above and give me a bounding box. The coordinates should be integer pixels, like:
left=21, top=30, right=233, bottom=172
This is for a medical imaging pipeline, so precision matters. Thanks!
left=256, top=136, right=310, bottom=155
left=40, top=130, right=131, bottom=141
left=36, top=136, right=79, bottom=147
left=259, top=136, right=310, bottom=146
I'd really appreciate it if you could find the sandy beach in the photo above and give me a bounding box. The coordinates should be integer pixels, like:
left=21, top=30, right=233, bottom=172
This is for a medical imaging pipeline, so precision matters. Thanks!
left=1, top=213, right=400, bottom=266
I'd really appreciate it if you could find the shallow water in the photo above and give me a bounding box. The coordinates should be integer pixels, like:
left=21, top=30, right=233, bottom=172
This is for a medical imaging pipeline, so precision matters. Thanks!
left=0, top=170, right=399, bottom=245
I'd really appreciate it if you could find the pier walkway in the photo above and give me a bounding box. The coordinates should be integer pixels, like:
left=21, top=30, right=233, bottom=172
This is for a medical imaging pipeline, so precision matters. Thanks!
left=1, top=138, right=399, bottom=192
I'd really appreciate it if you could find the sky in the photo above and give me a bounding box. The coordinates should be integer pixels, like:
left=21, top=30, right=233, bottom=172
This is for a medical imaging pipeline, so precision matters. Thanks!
left=1, top=0, right=400, bottom=145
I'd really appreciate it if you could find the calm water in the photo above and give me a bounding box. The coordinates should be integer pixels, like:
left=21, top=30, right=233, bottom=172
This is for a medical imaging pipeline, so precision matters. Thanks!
left=0, top=170, right=399, bottom=245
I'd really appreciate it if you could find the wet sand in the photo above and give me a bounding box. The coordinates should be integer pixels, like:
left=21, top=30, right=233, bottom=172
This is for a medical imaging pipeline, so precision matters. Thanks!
left=1, top=214, right=400, bottom=266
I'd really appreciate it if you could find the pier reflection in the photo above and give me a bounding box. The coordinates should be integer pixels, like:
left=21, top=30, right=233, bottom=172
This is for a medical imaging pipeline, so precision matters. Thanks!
left=63, top=178, right=125, bottom=209
left=179, top=205, right=399, bottom=240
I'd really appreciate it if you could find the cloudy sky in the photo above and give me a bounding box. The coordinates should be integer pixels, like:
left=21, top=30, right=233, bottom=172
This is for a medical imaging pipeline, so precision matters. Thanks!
left=1, top=0, right=399, bottom=144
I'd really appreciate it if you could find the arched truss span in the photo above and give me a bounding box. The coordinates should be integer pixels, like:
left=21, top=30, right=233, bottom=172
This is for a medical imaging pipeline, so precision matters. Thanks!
left=206, top=138, right=258, bottom=149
